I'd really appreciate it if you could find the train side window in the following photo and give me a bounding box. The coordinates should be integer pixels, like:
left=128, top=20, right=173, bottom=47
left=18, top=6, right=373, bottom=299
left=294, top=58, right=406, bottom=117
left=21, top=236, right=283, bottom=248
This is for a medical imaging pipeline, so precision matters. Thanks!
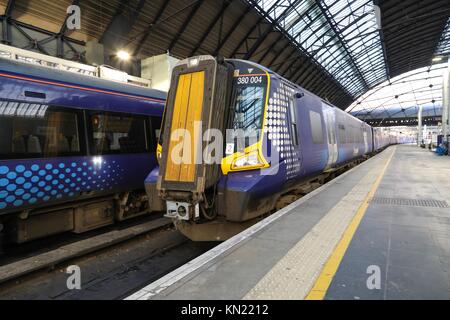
left=0, top=100, right=84, bottom=159
left=309, top=110, right=324, bottom=144
left=288, top=98, right=298, bottom=146
left=89, top=112, right=148, bottom=155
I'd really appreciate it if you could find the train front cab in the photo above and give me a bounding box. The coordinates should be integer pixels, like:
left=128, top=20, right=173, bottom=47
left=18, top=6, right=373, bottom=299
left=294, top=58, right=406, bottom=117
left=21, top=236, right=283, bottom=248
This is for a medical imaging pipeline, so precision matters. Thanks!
left=147, top=57, right=282, bottom=239
left=148, top=56, right=361, bottom=240
left=218, top=61, right=283, bottom=224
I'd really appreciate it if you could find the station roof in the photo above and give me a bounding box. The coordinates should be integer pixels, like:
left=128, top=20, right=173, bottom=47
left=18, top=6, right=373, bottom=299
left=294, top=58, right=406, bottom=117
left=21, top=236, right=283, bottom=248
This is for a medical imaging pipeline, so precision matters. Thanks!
left=348, top=62, right=446, bottom=120
left=1, top=0, right=449, bottom=111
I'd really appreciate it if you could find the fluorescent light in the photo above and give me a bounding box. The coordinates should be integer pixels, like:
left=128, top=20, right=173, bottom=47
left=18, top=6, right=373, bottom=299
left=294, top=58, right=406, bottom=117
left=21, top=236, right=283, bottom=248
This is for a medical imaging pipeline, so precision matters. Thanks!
left=117, top=50, right=130, bottom=61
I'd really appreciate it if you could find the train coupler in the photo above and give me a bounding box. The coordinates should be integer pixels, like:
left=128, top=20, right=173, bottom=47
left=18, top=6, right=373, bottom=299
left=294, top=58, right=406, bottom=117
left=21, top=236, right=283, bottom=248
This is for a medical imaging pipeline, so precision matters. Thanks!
left=165, top=201, right=200, bottom=222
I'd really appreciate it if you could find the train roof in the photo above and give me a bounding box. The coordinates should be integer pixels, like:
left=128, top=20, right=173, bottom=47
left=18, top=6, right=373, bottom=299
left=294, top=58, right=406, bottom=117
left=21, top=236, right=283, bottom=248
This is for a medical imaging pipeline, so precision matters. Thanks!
left=0, top=57, right=166, bottom=103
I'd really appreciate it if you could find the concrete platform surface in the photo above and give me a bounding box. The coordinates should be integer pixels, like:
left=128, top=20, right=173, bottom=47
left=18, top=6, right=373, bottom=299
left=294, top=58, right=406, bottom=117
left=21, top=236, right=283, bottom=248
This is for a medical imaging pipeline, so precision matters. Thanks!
left=127, top=145, right=450, bottom=300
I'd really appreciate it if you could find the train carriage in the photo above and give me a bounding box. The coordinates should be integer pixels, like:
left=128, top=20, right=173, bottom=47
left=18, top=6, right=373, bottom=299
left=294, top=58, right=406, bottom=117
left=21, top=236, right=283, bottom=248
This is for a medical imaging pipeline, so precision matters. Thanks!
left=0, top=56, right=165, bottom=244
left=146, top=55, right=391, bottom=241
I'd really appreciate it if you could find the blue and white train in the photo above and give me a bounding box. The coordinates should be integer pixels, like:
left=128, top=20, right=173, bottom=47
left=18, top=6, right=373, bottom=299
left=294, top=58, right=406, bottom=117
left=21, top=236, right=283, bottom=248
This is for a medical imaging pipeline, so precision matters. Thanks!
left=0, top=53, right=165, bottom=244
left=146, top=55, right=399, bottom=241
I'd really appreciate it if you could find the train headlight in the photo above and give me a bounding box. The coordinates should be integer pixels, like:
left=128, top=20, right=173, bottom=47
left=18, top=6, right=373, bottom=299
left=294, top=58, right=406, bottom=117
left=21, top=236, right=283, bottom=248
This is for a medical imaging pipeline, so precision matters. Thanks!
left=231, top=151, right=264, bottom=170
left=188, top=58, right=199, bottom=68
left=156, top=144, right=162, bottom=160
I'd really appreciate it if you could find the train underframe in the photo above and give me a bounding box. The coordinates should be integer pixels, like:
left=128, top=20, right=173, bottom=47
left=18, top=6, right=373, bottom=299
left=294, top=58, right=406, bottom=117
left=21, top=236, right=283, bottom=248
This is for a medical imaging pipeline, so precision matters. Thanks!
left=0, top=190, right=150, bottom=250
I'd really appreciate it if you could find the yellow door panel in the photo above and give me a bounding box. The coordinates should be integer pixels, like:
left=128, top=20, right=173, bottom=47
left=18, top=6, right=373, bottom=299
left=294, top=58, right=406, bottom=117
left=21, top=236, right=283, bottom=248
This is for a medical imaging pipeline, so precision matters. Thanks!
left=179, top=71, right=204, bottom=182
left=165, top=71, right=205, bottom=183
left=165, top=73, right=191, bottom=181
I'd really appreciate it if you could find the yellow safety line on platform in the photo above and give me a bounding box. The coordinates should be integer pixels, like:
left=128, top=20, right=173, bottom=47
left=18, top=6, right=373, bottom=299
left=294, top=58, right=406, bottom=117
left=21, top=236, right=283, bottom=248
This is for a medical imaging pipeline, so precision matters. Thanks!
left=305, top=147, right=396, bottom=300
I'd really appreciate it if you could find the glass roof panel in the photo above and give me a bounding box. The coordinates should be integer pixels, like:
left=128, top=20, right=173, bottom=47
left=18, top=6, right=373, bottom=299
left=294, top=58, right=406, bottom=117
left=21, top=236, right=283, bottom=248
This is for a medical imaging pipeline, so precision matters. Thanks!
left=436, top=17, right=450, bottom=55
left=347, top=63, right=446, bottom=121
left=250, top=0, right=387, bottom=98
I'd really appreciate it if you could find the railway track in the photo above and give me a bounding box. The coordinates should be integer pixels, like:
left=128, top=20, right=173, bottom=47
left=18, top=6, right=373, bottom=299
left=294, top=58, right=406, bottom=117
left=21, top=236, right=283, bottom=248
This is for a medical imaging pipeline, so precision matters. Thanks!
left=0, top=215, right=217, bottom=299
left=0, top=152, right=382, bottom=300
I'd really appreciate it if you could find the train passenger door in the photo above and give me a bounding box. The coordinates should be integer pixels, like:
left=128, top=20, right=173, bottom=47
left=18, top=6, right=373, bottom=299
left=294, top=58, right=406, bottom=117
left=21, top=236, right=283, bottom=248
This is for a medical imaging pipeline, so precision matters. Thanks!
left=164, top=71, right=204, bottom=183
left=363, top=127, right=369, bottom=153
left=322, top=103, right=338, bottom=170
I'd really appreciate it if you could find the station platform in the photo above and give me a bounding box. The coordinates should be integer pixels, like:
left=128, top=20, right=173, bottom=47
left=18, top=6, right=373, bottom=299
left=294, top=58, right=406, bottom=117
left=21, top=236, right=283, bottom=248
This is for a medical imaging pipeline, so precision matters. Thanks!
left=127, top=145, right=450, bottom=300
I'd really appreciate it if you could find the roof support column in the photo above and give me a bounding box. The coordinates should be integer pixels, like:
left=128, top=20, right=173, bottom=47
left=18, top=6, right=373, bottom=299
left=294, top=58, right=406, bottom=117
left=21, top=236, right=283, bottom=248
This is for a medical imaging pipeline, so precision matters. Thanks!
left=2, top=0, right=15, bottom=44
left=417, top=105, right=423, bottom=146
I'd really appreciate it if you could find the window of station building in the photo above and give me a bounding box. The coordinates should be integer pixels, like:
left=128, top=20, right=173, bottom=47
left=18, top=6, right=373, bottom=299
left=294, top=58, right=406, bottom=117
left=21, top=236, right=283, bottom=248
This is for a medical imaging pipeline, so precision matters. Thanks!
left=89, top=112, right=148, bottom=155
left=0, top=100, right=83, bottom=159
left=288, top=97, right=299, bottom=146
left=309, top=110, right=324, bottom=144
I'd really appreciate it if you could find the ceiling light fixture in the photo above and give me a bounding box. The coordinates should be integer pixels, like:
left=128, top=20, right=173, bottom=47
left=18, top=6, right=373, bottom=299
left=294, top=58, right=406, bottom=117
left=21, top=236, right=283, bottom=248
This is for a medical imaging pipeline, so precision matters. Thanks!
left=116, top=50, right=131, bottom=61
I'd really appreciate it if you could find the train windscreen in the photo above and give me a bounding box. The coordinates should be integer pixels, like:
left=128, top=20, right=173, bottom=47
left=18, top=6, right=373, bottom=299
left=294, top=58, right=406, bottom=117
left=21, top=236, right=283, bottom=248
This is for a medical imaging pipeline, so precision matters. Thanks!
left=229, top=70, right=268, bottom=152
